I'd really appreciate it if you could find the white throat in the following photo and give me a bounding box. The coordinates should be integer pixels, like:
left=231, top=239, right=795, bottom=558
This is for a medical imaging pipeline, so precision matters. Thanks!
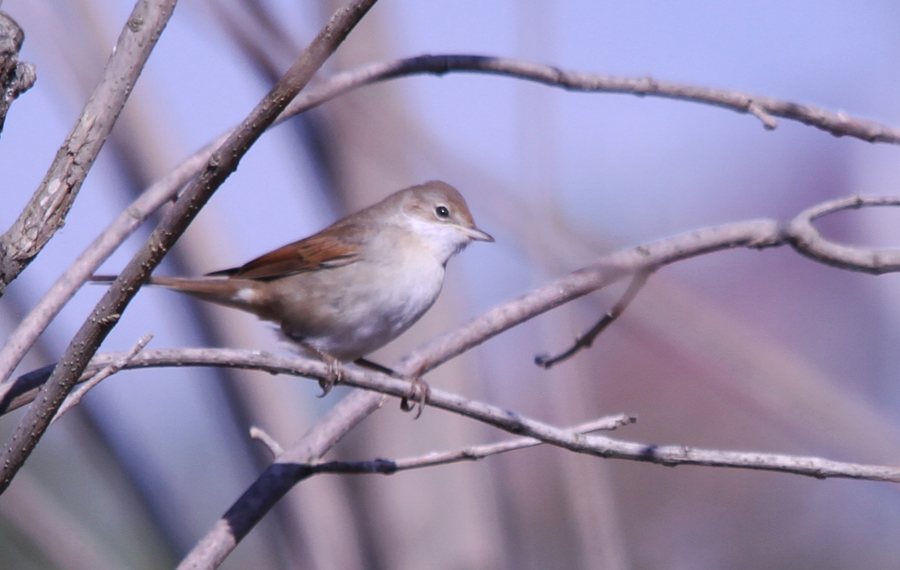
left=404, top=215, right=471, bottom=265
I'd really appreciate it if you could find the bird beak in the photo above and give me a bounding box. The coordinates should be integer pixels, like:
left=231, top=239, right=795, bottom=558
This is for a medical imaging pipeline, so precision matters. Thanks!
left=464, top=226, right=494, bottom=242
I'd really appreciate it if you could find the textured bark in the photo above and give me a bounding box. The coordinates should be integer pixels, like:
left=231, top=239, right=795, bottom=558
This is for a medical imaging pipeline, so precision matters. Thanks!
left=0, top=12, right=35, bottom=136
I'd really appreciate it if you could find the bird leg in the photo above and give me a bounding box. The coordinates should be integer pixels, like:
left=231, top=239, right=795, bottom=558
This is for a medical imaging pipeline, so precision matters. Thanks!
left=321, top=355, right=343, bottom=396
left=299, top=343, right=343, bottom=396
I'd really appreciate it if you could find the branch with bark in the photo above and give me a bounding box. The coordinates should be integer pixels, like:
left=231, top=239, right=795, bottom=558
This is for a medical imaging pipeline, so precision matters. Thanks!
left=8, top=345, right=900, bottom=484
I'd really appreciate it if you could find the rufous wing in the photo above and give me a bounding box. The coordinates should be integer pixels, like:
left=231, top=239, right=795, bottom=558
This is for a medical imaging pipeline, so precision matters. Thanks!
left=208, top=221, right=364, bottom=280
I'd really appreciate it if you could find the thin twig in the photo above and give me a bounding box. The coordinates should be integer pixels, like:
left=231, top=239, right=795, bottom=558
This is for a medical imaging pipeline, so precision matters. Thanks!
left=249, top=426, right=285, bottom=458
left=51, top=333, right=153, bottom=424
left=746, top=101, right=777, bottom=129
left=308, top=414, right=635, bottom=475
left=536, top=268, right=654, bottom=368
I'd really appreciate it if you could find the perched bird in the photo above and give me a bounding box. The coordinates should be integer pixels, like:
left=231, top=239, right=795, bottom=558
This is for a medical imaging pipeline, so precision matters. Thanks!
left=94, top=180, right=492, bottom=412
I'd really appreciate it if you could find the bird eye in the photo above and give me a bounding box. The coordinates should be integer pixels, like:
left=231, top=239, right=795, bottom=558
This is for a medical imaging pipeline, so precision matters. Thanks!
left=435, top=205, right=450, bottom=219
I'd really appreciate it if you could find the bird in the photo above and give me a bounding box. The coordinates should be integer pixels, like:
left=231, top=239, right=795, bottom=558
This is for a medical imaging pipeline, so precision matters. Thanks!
left=93, top=180, right=493, bottom=413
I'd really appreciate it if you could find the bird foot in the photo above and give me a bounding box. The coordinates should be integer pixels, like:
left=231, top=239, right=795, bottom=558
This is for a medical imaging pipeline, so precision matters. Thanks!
left=317, top=353, right=343, bottom=397
left=400, top=376, right=431, bottom=419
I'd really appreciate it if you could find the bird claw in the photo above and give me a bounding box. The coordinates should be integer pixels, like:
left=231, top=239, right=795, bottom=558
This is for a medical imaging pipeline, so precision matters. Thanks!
left=400, top=376, right=430, bottom=419
left=317, top=356, right=343, bottom=397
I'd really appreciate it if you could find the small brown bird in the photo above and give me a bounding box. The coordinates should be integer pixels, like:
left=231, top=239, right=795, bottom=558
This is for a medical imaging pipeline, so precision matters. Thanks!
left=95, top=181, right=492, bottom=410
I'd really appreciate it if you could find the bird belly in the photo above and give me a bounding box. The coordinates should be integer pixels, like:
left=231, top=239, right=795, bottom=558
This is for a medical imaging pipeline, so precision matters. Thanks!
left=273, top=259, right=445, bottom=361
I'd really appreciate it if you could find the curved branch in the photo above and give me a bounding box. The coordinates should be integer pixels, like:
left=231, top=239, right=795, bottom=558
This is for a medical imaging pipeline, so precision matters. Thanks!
left=787, top=196, right=900, bottom=274
left=284, top=54, right=900, bottom=143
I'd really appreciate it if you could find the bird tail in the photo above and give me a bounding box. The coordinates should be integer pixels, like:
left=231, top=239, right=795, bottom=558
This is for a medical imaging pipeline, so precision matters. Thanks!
left=89, top=275, right=255, bottom=311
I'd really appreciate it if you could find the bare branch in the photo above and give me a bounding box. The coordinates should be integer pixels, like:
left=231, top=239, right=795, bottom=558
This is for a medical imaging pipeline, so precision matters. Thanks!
left=0, top=0, right=379, bottom=496
left=307, top=414, right=636, bottom=475
left=402, top=195, right=900, bottom=377
left=51, top=333, right=152, bottom=424
left=283, top=55, right=900, bottom=144
left=787, top=195, right=900, bottom=274
left=399, top=219, right=784, bottom=378
left=13, top=346, right=900, bottom=485
left=249, top=426, right=285, bottom=458
left=0, top=0, right=177, bottom=296
left=536, top=268, right=654, bottom=368
left=179, top=389, right=385, bottom=570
